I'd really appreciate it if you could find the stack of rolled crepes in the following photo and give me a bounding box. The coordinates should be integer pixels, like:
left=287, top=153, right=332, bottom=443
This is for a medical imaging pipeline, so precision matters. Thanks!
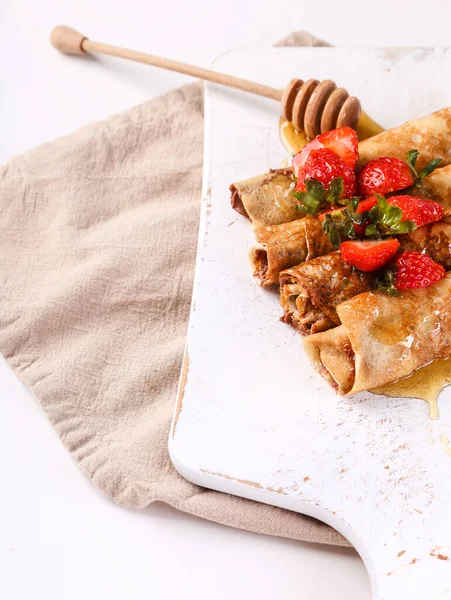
left=230, top=106, right=451, bottom=395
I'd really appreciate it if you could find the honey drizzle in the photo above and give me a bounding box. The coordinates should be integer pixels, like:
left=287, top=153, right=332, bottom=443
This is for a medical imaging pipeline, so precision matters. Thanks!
left=372, top=359, right=451, bottom=420
left=278, top=114, right=383, bottom=155
left=279, top=118, right=309, bottom=154
left=277, top=119, right=450, bottom=422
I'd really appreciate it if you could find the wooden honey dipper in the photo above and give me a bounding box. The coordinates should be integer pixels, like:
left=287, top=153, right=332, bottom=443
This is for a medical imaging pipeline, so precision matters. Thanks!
left=50, top=25, right=383, bottom=141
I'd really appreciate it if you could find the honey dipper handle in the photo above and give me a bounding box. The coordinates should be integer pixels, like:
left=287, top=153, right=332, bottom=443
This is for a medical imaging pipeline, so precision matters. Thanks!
left=50, top=25, right=282, bottom=102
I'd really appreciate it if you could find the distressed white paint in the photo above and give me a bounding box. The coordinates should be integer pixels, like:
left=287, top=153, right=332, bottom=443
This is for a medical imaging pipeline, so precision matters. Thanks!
left=169, top=48, right=451, bottom=599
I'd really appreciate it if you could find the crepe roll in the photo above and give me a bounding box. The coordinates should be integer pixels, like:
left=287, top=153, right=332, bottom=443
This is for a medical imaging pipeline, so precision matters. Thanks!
left=280, top=252, right=374, bottom=335
left=250, top=217, right=333, bottom=287
left=358, top=107, right=451, bottom=170
left=304, top=273, right=451, bottom=395
left=230, top=169, right=298, bottom=228
left=399, top=218, right=451, bottom=269
left=421, top=165, right=451, bottom=213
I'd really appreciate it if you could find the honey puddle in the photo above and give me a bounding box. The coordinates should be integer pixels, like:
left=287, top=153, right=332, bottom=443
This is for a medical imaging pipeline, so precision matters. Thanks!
left=279, top=118, right=309, bottom=154
left=372, top=358, right=451, bottom=420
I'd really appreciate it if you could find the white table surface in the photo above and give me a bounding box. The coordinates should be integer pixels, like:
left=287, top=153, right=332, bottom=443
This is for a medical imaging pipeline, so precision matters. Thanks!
left=1, top=0, right=450, bottom=597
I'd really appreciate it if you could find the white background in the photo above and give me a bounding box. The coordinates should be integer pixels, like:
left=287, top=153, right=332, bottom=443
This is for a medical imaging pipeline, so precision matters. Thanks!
left=1, top=0, right=450, bottom=597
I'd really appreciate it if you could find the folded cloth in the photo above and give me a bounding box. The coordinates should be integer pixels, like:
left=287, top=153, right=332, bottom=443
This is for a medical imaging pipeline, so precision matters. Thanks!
left=0, top=31, right=348, bottom=547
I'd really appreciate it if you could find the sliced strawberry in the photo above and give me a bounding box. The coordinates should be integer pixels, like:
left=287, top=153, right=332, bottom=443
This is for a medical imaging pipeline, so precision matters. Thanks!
left=357, top=151, right=443, bottom=197
left=340, top=239, right=400, bottom=272
left=385, top=195, right=444, bottom=228
left=317, top=126, right=358, bottom=168
left=394, top=251, right=446, bottom=290
left=295, top=148, right=356, bottom=198
left=357, top=157, right=414, bottom=196
left=292, top=126, right=358, bottom=176
left=355, top=196, right=378, bottom=214
left=292, top=138, right=323, bottom=177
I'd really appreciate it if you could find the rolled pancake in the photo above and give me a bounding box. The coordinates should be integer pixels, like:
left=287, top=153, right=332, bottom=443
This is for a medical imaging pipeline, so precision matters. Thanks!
left=358, top=107, right=451, bottom=169
left=399, top=217, right=451, bottom=269
left=304, top=273, right=451, bottom=395
left=280, top=252, right=374, bottom=335
left=421, top=164, right=451, bottom=213
left=230, top=169, right=298, bottom=228
left=251, top=217, right=333, bottom=287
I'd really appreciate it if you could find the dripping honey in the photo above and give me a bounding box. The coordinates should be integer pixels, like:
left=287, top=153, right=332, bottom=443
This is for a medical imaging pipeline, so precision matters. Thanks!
left=277, top=116, right=450, bottom=420
left=372, top=358, right=451, bottom=420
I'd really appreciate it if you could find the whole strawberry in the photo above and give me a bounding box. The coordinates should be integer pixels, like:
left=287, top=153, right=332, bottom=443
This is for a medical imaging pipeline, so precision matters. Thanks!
left=357, top=150, right=442, bottom=197
left=296, top=148, right=356, bottom=198
left=394, top=251, right=446, bottom=290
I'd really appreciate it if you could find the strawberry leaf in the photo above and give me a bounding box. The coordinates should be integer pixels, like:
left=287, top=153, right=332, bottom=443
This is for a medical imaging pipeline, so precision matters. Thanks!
left=293, top=177, right=348, bottom=215
left=326, top=177, right=344, bottom=206
left=364, top=194, right=416, bottom=238
left=406, top=149, right=419, bottom=177
left=351, top=196, right=360, bottom=211
left=364, top=224, right=379, bottom=238
left=293, top=178, right=326, bottom=214
left=406, top=149, right=442, bottom=186
left=375, top=266, right=401, bottom=296
left=417, top=157, right=443, bottom=181
left=321, top=208, right=357, bottom=247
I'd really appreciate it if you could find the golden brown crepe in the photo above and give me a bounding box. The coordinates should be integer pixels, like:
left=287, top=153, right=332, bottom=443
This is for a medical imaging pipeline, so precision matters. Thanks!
left=250, top=217, right=333, bottom=287
left=304, top=273, right=451, bottom=395
left=358, top=107, right=451, bottom=170
left=280, top=252, right=374, bottom=335
left=230, top=169, right=298, bottom=228
left=399, top=217, right=451, bottom=268
left=420, top=165, right=451, bottom=213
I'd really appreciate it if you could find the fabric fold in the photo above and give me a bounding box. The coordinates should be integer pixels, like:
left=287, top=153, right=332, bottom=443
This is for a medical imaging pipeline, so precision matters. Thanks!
left=0, top=31, right=349, bottom=548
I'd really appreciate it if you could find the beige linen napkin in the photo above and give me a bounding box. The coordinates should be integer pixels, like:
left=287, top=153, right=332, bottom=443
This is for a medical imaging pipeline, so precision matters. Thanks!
left=0, top=31, right=348, bottom=547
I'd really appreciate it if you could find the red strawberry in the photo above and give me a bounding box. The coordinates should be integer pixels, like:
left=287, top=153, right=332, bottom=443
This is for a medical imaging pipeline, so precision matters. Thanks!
left=292, top=138, right=323, bottom=176
left=394, top=251, right=446, bottom=290
left=340, top=239, right=400, bottom=272
left=317, top=126, right=358, bottom=168
left=385, top=195, right=444, bottom=228
left=355, top=196, right=378, bottom=214
left=354, top=194, right=444, bottom=229
left=295, top=148, right=356, bottom=198
left=318, top=205, right=366, bottom=237
left=321, top=197, right=377, bottom=237
left=292, top=126, right=358, bottom=176
left=357, top=157, right=414, bottom=196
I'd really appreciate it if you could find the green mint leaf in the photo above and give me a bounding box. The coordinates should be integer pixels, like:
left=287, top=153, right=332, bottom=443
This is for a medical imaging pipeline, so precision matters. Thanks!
left=418, top=157, right=443, bottom=180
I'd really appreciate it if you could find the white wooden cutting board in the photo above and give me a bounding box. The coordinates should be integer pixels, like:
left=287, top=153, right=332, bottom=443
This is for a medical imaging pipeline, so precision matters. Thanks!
left=169, top=47, right=451, bottom=599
